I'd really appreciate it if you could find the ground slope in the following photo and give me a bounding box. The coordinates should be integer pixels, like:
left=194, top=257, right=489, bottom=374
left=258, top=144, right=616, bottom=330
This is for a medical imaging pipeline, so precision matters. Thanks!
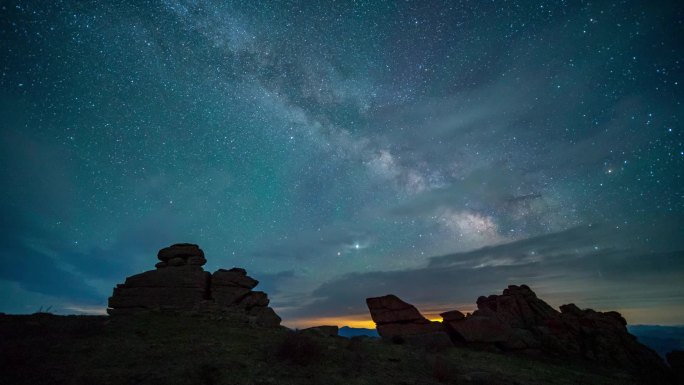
left=0, top=313, right=649, bottom=385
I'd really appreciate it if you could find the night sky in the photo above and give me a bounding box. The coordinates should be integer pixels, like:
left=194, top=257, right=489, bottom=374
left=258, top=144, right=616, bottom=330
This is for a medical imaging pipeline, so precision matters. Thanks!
left=1, top=1, right=683, bottom=327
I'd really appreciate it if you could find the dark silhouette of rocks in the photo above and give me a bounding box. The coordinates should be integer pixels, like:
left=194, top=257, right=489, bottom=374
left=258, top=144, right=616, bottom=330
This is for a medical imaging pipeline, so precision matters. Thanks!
left=108, top=243, right=281, bottom=327
left=367, top=285, right=672, bottom=380
left=366, top=295, right=452, bottom=349
left=440, top=310, right=465, bottom=322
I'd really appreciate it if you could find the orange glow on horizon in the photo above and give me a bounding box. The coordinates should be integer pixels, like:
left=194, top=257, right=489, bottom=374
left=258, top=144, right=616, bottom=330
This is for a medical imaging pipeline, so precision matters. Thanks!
left=283, top=315, right=377, bottom=329
left=281, top=306, right=479, bottom=330
left=279, top=303, right=683, bottom=330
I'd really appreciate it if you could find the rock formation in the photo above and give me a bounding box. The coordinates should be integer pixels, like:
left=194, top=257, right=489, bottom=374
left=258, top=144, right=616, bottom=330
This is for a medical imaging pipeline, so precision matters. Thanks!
left=449, top=285, right=667, bottom=376
left=367, top=285, right=671, bottom=380
left=108, top=243, right=281, bottom=327
left=366, top=295, right=451, bottom=349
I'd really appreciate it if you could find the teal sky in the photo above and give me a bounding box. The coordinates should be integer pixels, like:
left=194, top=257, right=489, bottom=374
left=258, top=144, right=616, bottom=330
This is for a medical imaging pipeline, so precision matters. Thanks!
left=1, top=1, right=683, bottom=326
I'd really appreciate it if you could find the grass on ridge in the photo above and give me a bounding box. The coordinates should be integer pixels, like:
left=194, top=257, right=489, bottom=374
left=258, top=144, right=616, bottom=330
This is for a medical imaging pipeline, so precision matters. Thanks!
left=0, top=313, right=641, bottom=385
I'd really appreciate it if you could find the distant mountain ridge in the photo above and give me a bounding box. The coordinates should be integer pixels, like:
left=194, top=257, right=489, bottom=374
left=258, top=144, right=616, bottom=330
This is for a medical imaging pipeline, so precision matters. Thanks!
left=628, top=325, right=684, bottom=358
left=338, top=326, right=379, bottom=338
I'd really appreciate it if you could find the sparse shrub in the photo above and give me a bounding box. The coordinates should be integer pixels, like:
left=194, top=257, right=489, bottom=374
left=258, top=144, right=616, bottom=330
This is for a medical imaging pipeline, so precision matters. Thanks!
left=276, top=331, right=322, bottom=366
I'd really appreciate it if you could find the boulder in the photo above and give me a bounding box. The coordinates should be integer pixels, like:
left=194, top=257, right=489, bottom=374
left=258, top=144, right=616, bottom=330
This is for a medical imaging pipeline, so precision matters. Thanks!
left=366, top=294, right=451, bottom=345
left=239, top=291, right=269, bottom=309
left=157, top=243, right=204, bottom=262
left=168, top=257, right=186, bottom=266
left=440, top=310, right=465, bottom=322
left=108, top=287, right=207, bottom=309
left=366, top=295, right=427, bottom=325
left=107, top=266, right=210, bottom=312
left=123, top=266, right=209, bottom=288
left=187, top=256, right=207, bottom=266
left=213, top=286, right=251, bottom=307
left=213, top=269, right=258, bottom=289
left=556, top=304, right=670, bottom=380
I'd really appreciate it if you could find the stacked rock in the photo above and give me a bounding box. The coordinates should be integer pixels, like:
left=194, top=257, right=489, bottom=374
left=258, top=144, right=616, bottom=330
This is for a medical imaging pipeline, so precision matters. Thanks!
left=107, top=243, right=281, bottom=327
left=108, top=244, right=210, bottom=315
left=211, top=268, right=280, bottom=327
left=155, top=243, right=207, bottom=268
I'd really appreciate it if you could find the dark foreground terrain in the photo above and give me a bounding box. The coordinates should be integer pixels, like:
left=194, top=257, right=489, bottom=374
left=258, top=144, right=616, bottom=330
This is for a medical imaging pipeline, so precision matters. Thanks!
left=0, top=313, right=663, bottom=385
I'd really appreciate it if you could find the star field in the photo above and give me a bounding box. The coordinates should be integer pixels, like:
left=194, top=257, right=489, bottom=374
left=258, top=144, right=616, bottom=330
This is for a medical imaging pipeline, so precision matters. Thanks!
left=1, top=1, right=683, bottom=326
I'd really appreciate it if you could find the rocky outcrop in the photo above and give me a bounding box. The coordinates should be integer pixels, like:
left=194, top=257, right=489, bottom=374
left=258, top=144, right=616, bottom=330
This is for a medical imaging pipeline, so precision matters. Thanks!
left=447, top=285, right=667, bottom=378
left=366, top=295, right=452, bottom=349
left=367, top=285, right=672, bottom=381
left=108, top=243, right=281, bottom=327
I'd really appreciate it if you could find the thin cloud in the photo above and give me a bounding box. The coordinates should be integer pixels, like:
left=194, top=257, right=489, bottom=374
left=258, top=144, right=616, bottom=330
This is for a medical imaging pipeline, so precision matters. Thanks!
left=280, top=225, right=684, bottom=322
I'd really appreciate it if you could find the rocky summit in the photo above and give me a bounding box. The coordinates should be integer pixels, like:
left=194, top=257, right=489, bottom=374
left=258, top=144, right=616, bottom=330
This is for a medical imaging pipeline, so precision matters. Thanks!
left=108, top=243, right=281, bottom=327
left=367, top=285, right=672, bottom=382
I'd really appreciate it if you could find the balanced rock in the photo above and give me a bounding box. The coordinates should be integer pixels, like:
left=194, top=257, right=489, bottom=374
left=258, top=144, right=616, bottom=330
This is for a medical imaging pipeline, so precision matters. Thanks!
left=157, top=243, right=205, bottom=265
left=366, top=295, right=426, bottom=325
left=108, top=244, right=280, bottom=327
left=366, top=294, right=450, bottom=348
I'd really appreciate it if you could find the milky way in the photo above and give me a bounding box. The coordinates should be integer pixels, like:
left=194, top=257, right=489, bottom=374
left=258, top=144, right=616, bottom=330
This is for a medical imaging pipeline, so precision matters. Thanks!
left=1, top=1, right=683, bottom=326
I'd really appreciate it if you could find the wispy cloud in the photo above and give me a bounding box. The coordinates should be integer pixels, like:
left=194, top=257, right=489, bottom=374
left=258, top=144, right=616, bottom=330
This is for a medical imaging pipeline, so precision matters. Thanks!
left=279, top=225, right=684, bottom=324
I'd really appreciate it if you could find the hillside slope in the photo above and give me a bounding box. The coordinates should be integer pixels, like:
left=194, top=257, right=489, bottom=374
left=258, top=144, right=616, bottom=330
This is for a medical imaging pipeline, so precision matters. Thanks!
left=0, top=313, right=655, bottom=385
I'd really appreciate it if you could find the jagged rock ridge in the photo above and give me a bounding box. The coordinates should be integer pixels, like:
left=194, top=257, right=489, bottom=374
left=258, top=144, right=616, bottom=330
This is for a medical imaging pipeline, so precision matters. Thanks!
left=108, top=243, right=281, bottom=327
left=367, top=285, right=671, bottom=380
